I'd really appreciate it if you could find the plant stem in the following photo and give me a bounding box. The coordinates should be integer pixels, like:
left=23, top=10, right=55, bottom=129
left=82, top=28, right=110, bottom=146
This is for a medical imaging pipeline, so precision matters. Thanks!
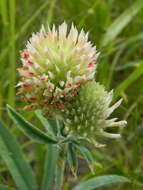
left=54, top=158, right=66, bottom=190
left=42, top=145, right=59, bottom=190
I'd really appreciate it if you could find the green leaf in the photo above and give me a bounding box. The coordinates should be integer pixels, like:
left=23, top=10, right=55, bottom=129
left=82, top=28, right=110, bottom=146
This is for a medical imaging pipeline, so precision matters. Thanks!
left=0, top=0, right=8, bottom=25
left=35, top=110, right=57, bottom=136
left=73, top=175, right=131, bottom=190
left=102, top=0, right=143, bottom=46
left=0, top=184, right=16, bottom=190
left=45, top=0, right=57, bottom=27
left=0, top=121, right=38, bottom=190
left=54, top=159, right=65, bottom=190
left=0, top=0, right=50, bottom=62
left=114, top=61, right=143, bottom=100
left=55, top=119, right=64, bottom=136
left=7, top=105, right=57, bottom=144
left=42, top=145, right=59, bottom=190
left=115, top=61, right=141, bottom=71
left=67, top=143, right=77, bottom=176
left=74, top=144, right=95, bottom=173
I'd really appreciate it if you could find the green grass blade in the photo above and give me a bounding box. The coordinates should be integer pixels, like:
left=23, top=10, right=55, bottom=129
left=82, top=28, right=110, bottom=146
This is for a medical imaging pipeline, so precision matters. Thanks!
left=0, top=0, right=50, bottom=62
left=115, top=61, right=141, bottom=71
left=45, top=0, right=57, bottom=27
left=0, top=184, right=16, bottom=190
left=114, top=61, right=143, bottom=100
left=8, top=0, right=16, bottom=107
left=73, top=175, right=130, bottom=190
left=0, top=0, right=8, bottom=25
left=0, top=121, right=38, bottom=190
left=42, top=145, right=59, bottom=190
left=102, top=32, right=143, bottom=58
left=7, top=105, right=57, bottom=144
left=102, top=0, right=143, bottom=46
left=35, top=110, right=56, bottom=136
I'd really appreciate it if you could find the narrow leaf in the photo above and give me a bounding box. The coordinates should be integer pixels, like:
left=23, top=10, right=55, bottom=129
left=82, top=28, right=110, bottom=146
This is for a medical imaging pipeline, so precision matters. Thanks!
left=0, top=0, right=50, bottom=62
left=45, top=0, right=56, bottom=27
left=0, top=184, right=16, bottom=190
left=67, top=143, right=77, bottom=176
left=42, top=145, right=59, bottom=190
left=114, top=61, right=143, bottom=100
left=102, top=0, right=143, bottom=46
left=54, top=159, right=65, bottom=190
left=0, top=121, right=37, bottom=190
left=8, top=0, right=16, bottom=107
left=0, top=0, right=8, bottom=24
left=74, top=144, right=94, bottom=173
left=35, top=110, right=56, bottom=136
left=7, top=105, right=57, bottom=144
left=73, top=175, right=130, bottom=190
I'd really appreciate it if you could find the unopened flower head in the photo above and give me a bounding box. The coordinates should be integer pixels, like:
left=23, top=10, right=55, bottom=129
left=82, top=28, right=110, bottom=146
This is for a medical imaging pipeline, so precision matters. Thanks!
left=17, top=22, right=99, bottom=117
left=62, top=81, right=127, bottom=140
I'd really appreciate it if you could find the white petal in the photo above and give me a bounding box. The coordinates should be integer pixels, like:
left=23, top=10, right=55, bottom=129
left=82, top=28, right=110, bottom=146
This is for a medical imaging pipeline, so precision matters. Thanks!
left=68, top=23, right=78, bottom=44
left=78, top=29, right=86, bottom=44
left=59, top=21, right=67, bottom=41
left=92, top=139, right=106, bottom=148
left=105, top=90, right=113, bottom=105
left=52, top=24, right=57, bottom=40
left=99, top=129, right=121, bottom=139
left=107, top=120, right=127, bottom=128
left=40, top=25, right=46, bottom=35
left=59, top=81, right=65, bottom=87
left=66, top=71, right=71, bottom=80
left=48, top=71, right=54, bottom=79
left=105, top=99, right=122, bottom=118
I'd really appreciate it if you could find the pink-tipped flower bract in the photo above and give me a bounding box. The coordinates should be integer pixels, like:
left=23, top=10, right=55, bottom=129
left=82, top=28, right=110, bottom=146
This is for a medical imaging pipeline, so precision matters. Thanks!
left=17, top=22, right=99, bottom=117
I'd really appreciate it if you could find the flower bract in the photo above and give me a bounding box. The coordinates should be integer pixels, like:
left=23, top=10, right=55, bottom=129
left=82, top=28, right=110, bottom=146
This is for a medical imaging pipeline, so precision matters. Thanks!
left=17, top=22, right=98, bottom=117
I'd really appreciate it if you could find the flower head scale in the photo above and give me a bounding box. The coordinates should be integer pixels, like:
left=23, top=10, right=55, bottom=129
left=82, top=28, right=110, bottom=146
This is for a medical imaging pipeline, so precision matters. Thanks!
left=62, top=81, right=127, bottom=140
left=17, top=22, right=99, bottom=117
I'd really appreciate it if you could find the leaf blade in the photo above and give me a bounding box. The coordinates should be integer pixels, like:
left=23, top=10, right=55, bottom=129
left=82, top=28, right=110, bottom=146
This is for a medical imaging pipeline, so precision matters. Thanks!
left=73, top=175, right=130, bottom=190
left=35, top=110, right=57, bottom=136
left=102, top=0, right=143, bottom=46
left=0, top=121, right=38, bottom=190
left=67, top=143, right=77, bottom=176
left=0, top=184, right=16, bottom=190
left=0, top=0, right=8, bottom=25
left=54, top=159, right=65, bottom=190
left=7, top=105, right=57, bottom=144
left=42, top=145, right=59, bottom=190
left=74, top=144, right=94, bottom=173
left=114, top=61, right=143, bottom=100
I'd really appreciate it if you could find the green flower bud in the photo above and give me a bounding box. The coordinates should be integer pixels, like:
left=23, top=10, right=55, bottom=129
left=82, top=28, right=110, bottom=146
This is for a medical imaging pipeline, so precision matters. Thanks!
left=62, top=81, right=127, bottom=139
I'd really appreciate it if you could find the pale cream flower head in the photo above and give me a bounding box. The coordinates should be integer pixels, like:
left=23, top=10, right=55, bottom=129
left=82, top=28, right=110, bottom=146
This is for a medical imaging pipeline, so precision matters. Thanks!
left=17, top=22, right=99, bottom=117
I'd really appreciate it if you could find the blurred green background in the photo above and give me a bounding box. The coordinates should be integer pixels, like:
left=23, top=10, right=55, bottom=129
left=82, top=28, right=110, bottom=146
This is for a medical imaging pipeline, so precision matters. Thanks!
left=1, top=0, right=143, bottom=189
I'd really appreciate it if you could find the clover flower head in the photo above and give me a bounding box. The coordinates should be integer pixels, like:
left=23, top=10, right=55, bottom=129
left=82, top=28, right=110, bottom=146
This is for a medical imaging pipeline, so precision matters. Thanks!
left=62, top=81, right=127, bottom=140
left=17, top=22, right=99, bottom=117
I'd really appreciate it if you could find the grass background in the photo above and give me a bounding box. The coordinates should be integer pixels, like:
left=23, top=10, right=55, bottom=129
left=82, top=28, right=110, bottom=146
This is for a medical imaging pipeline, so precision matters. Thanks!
left=0, top=0, right=143, bottom=189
